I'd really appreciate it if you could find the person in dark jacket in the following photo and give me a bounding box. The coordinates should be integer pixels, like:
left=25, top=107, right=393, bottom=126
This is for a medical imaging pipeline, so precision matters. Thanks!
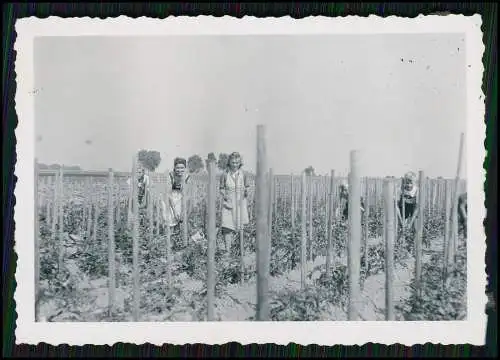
left=397, top=171, right=419, bottom=230
left=396, top=171, right=421, bottom=250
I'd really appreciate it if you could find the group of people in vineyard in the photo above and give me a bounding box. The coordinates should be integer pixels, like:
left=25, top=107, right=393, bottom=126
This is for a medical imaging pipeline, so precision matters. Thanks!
left=128, top=154, right=468, bottom=251
left=128, top=152, right=250, bottom=250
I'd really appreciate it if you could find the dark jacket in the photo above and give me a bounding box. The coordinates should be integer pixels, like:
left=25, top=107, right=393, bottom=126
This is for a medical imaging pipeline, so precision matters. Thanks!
left=341, top=196, right=365, bottom=220
left=397, top=192, right=417, bottom=220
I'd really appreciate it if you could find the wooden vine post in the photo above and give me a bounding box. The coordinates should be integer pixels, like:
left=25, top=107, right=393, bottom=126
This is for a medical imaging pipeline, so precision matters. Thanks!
left=207, top=160, right=216, bottom=321
left=268, top=168, right=274, bottom=255
left=57, top=167, right=64, bottom=273
left=347, top=150, right=361, bottom=321
left=290, top=173, right=295, bottom=247
left=308, top=172, right=313, bottom=261
left=325, top=170, right=335, bottom=277
left=239, top=170, right=245, bottom=284
left=181, top=172, right=188, bottom=247
left=147, top=174, right=154, bottom=242
left=107, top=168, right=116, bottom=317
left=131, top=156, right=140, bottom=321
left=301, top=171, right=307, bottom=289
left=164, top=173, right=172, bottom=288
left=444, top=180, right=453, bottom=277
left=384, top=178, right=395, bottom=320
left=415, top=170, right=425, bottom=297
left=51, top=172, right=59, bottom=252
left=363, top=177, right=370, bottom=275
left=34, top=158, right=40, bottom=321
left=86, top=177, right=93, bottom=238
left=255, top=125, right=270, bottom=321
left=451, top=133, right=465, bottom=261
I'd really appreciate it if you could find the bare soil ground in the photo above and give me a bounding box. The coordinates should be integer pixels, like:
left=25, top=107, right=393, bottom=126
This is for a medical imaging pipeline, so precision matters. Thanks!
left=39, top=233, right=453, bottom=322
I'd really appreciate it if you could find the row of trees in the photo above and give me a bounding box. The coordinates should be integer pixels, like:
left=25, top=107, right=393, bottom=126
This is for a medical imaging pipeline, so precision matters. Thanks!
left=138, top=149, right=316, bottom=175
left=38, top=150, right=317, bottom=175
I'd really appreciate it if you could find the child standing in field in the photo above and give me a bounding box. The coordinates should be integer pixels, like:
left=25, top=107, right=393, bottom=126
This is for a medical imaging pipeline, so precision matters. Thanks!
left=219, top=152, right=250, bottom=256
left=397, top=171, right=418, bottom=227
left=396, top=171, right=420, bottom=250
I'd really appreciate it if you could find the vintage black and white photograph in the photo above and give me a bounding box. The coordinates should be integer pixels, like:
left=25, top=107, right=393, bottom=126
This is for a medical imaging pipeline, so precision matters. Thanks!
left=15, top=15, right=486, bottom=345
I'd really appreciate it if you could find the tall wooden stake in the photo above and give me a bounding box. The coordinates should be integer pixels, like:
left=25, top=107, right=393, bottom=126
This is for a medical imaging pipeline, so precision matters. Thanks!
left=57, top=168, right=64, bottom=273
left=451, top=133, right=465, bottom=261
left=325, top=170, right=335, bottom=276
left=107, top=169, right=116, bottom=317
left=256, top=125, right=270, bottom=321
left=34, top=159, right=40, bottom=321
left=415, top=170, right=425, bottom=297
left=301, top=172, right=307, bottom=289
left=348, top=151, right=361, bottom=321
left=207, top=160, right=216, bottom=320
left=384, top=178, right=395, bottom=320
left=131, top=156, right=140, bottom=321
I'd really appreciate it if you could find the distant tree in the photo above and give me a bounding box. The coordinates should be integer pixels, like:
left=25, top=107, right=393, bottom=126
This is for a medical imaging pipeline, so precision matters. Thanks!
left=217, top=153, right=229, bottom=171
left=137, top=149, right=161, bottom=172
left=205, top=152, right=217, bottom=169
left=188, top=154, right=204, bottom=173
left=304, top=166, right=315, bottom=176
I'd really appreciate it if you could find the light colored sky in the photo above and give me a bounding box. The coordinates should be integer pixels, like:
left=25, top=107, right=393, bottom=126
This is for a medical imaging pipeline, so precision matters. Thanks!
left=34, top=34, right=467, bottom=178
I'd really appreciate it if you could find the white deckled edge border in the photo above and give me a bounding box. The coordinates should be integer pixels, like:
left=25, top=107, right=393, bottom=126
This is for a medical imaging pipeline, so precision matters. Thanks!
left=13, top=14, right=486, bottom=346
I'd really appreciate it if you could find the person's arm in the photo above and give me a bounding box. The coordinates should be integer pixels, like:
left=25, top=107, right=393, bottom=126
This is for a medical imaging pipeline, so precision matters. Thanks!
left=458, top=195, right=467, bottom=220
left=243, top=171, right=250, bottom=198
left=396, top=198, right=403, bottom=225
left=460, top=202, right=467, bottom=219
left=144, top=188, right=151, bottom=210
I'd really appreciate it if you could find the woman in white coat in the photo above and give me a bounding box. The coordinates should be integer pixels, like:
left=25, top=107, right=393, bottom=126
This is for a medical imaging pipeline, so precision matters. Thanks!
left=219, top=152, right=250, bottom=255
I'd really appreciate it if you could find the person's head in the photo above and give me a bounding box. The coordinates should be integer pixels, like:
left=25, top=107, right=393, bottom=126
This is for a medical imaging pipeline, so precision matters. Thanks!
left=227, top=152, right=243, bottom=171
left=403, top=171, right=417, bottom=192
left=173, top=157, right=187, bottom=177
left=136, top=167, right=145, bottom=179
